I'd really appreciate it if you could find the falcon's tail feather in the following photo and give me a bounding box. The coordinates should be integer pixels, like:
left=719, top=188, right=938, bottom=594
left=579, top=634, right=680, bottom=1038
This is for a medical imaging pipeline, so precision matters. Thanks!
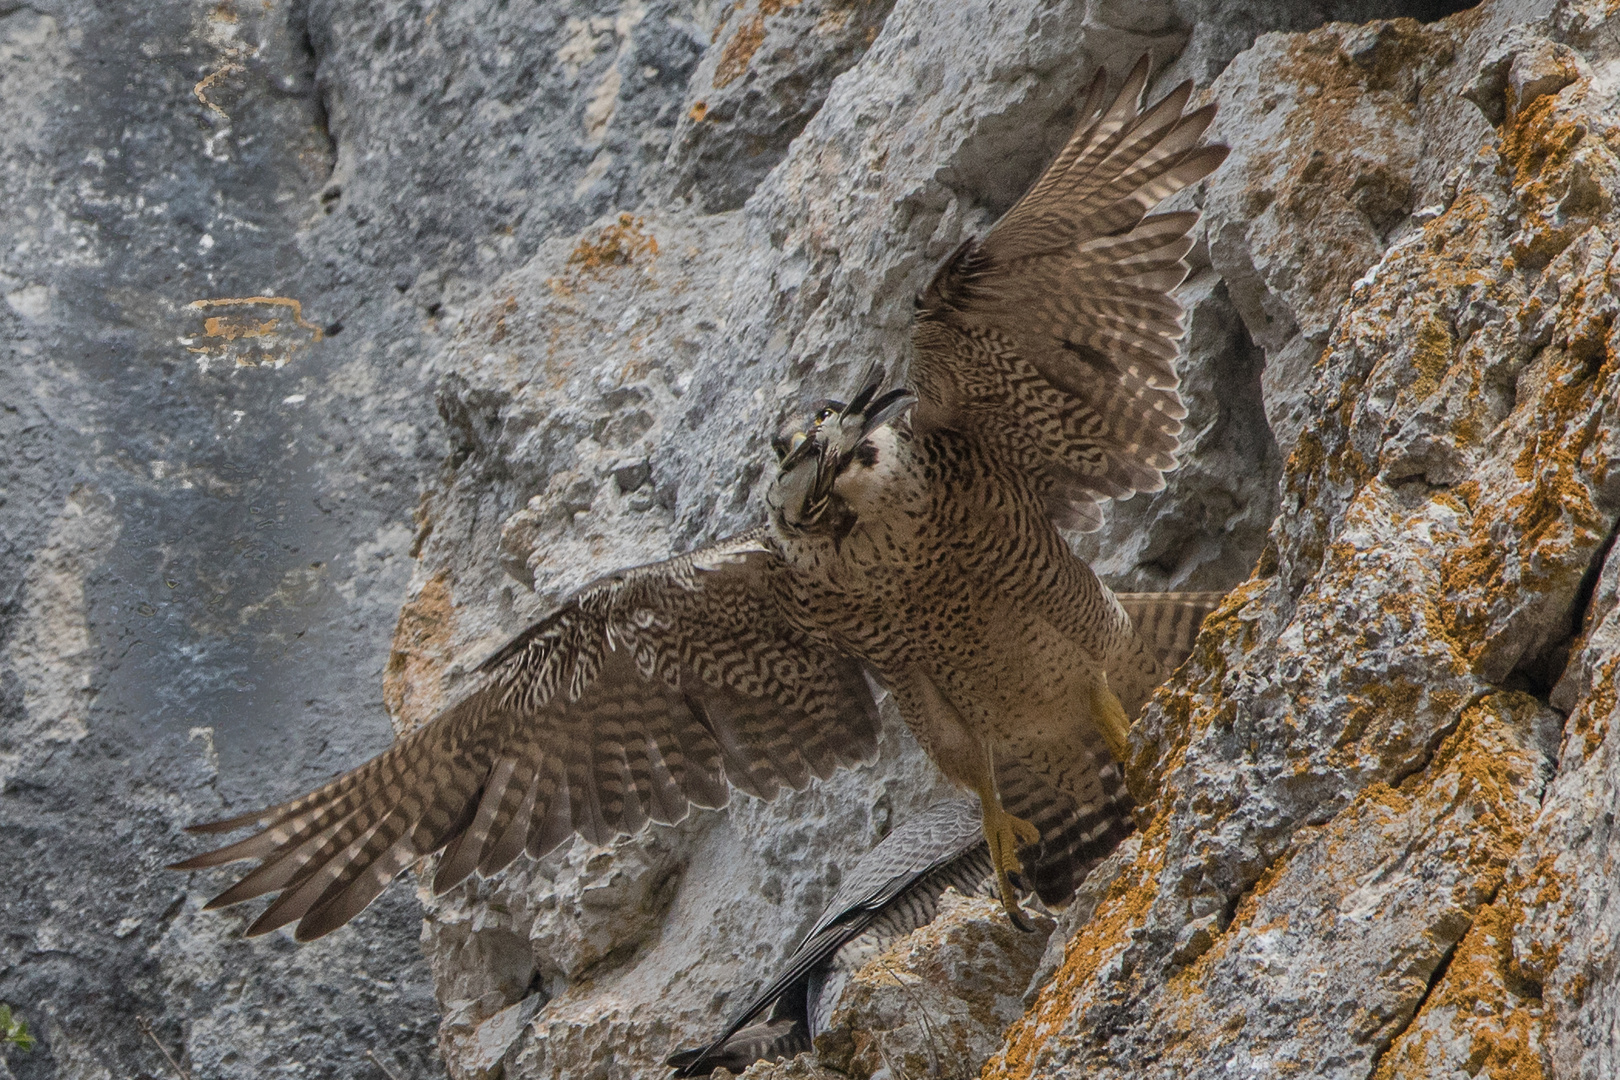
left=1114, top=590, right=1225, bottom=672
left=995, top=753, right=1134, bottom=907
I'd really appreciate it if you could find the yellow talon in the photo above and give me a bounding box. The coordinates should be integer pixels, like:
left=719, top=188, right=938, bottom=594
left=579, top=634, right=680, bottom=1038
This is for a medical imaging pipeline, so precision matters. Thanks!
left=975, top=782, right=1040, bottom=931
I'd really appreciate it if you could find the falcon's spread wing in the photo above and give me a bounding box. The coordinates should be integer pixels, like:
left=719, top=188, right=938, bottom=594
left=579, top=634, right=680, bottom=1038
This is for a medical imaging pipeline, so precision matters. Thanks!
left=910, top=56, right=1229, bottom=532
left=171, top=531, right=880, bottom=941
left=668, top=800, right=988, bottom=1076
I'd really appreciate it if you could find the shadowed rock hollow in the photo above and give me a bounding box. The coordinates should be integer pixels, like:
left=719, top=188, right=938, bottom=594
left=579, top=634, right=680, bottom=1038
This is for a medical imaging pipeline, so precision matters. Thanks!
left=12, top=0, right=1620, bottom=1079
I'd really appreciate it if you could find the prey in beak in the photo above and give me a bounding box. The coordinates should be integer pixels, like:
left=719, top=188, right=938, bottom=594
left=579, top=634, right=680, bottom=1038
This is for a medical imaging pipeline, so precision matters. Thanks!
left=767, top=385, right=917, bottom=531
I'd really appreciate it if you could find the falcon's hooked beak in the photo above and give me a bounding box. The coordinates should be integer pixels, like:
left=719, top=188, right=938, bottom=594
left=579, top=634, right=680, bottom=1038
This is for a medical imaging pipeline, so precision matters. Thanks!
left=767, top=383, right=917, bottom=530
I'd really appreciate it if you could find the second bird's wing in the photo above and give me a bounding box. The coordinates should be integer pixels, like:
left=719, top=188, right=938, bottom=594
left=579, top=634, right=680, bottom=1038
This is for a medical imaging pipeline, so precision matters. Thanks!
left=669, top=799, right=985, bottom=1076
left=171, top=530, right=880, bottom=941
left=908, top=56, right=1228, bottom=532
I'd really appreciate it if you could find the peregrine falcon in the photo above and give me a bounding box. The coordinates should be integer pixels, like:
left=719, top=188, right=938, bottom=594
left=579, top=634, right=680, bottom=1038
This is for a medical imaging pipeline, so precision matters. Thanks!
left=171, top=57, right=1228, bottom=940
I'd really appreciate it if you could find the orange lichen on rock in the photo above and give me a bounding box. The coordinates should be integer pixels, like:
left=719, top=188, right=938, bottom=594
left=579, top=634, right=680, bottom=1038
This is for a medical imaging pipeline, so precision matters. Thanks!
left=185, top=295, right=326, bottom=368
left=1114, top=691, right=1545, bottom=1074
left=1438, top=342, right=1616, bottom=666
left=1568, top=652, right=1619, bottom=759
left=546, top=214, right=663, bottom=298
left=981, top=818, right=1167, bottom=1080
left=1375, top=898, right=1546, bottom=1080
left=714, top=13, right=767, bottom=89
left=383, top=570, right=456, bottom=733
left=567, top=213, right=659, bottom=274
left=711, top=0, right=805, bottom=89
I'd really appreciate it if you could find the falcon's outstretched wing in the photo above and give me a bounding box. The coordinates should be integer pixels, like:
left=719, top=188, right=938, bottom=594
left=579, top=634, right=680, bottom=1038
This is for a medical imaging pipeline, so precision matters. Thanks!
left=910, top=56, right=1228, bottom=532
left=171, top=531, right=880, bottom=941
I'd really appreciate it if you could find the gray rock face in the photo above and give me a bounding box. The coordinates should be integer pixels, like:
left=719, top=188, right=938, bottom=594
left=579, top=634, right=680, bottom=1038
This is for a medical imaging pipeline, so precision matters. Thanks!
left=0, top=1, right=706, bottom=1077
left=16, top=1, right=1604, bottom=1080
left=992, top=3, right=1620, bottom=1079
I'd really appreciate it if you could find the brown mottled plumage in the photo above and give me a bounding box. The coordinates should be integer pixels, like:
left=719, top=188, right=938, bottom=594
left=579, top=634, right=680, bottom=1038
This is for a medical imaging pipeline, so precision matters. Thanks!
left=171, top=56, right=1227, bottom=940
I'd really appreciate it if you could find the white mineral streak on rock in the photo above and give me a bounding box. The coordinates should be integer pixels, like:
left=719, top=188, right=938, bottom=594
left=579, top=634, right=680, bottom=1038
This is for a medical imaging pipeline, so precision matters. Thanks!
left=0, top=485, right=119, bottom=788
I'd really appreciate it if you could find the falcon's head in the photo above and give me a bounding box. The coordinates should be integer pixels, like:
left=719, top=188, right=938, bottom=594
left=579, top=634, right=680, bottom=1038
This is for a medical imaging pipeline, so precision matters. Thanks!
left=766, top=383, right=916, bottom=533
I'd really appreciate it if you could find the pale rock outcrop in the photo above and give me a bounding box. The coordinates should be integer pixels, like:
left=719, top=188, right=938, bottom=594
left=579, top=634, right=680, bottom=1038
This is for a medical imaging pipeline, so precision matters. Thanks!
left=991, top=4, right=1620, bottom=1079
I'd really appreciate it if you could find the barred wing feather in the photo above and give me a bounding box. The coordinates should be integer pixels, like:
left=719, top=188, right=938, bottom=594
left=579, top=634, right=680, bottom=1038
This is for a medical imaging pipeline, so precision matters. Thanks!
left=910, top=55, right=1228, bottom=532
left=171, top=530, right=880, bottom=941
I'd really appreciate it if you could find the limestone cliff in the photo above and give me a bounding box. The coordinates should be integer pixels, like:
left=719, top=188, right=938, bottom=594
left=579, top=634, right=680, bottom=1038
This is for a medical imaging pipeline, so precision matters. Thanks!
left=6, top=1, right=1617, bottom=1079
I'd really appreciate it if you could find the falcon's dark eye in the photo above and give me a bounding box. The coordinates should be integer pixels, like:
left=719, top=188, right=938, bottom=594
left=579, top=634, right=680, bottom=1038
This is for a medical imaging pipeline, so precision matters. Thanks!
left=817, top=407, right=836, bottom=422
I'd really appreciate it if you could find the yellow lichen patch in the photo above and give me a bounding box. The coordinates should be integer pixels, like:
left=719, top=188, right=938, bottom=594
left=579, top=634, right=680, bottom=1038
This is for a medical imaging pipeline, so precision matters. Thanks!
left=1330, top=677, right=1425, bottom=754
left=982, top=818, right=1167, bottom=1080
left=1420, top=694, right=1543, bottom=812
left=1283, top=428, right=1327, bottom=499
left=1402, top=313, right=1456, bottom=407
left=708, top=0, right=806, bottom=88
left=549, top=214, right=661, bottom=298
left=569, top=212, right=659, bottom=271
left=184, top=295, right=325, bottom=369
left=1510, top=850, right=1573, bottom=990
left=1376, top=899, right=1545, bottom=1080
left=714, top=13, right=766, bottom=89
left=1500, top=91, right=1591, bottom=213
left=383, top=571, right=456, bottom=734
left=1438, top=345, right=1615, bottom=664
left=1569, top=652, right=1619, bottom=760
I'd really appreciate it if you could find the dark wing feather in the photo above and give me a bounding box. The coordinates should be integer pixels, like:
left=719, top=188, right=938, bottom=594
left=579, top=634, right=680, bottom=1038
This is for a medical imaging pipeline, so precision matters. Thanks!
left=171, top=530, right=880, bottom=941
left=910, top=55, right=1229, bottom=532
left=671, top=800, right=984, bottom=1076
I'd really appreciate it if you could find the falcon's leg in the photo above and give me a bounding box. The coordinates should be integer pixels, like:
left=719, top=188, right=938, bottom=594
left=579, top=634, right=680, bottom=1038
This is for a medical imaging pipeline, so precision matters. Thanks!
left=972, top=771, right=1040, bottom=932
left=1090, top=681, right=1133, bottom=764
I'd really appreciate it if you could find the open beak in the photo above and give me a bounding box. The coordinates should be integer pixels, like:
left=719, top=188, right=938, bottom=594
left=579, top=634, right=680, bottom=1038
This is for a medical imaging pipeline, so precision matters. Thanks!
left=777, top=430, right=816, bottom=470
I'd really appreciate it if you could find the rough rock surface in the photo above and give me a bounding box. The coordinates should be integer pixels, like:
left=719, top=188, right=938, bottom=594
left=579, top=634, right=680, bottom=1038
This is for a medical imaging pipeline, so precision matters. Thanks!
left=16, top=1, right=1620, bottom=1080
left=989, top=3, right=1620, bottom=1079
left=812, top=894, right=1054, bottom=1080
